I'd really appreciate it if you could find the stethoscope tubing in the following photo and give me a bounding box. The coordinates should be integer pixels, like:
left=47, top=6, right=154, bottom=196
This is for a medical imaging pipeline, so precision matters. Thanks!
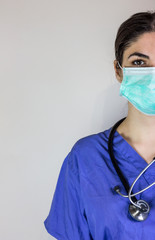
left=108, top=117, right=137, bottom=203
left=128, top=159, right=155, bottom=208
left=108, top=117, right=155, bottom=220
left=115, top=160, right=155, bottom=198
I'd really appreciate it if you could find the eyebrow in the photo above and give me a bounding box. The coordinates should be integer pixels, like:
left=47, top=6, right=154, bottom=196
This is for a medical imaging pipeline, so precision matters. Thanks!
left=128, top=52, right=149, bottom=59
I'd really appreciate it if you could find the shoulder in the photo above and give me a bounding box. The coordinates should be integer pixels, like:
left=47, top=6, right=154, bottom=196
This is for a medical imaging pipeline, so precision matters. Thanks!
left=64, top=128, right=112, bottom=175
left=72, top=128, right=111, bottom=154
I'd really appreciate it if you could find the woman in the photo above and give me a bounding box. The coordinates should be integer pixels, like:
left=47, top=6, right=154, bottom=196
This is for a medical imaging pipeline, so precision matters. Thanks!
left=44, top=11, right=155, bottom=239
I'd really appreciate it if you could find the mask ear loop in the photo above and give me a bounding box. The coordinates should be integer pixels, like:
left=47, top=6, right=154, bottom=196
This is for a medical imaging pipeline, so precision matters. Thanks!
left=117, top=62, right=123, bottom=70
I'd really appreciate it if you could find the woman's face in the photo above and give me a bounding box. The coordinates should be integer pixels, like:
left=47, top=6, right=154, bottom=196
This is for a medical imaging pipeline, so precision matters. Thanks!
left=114, top=31, right=155, bottom=82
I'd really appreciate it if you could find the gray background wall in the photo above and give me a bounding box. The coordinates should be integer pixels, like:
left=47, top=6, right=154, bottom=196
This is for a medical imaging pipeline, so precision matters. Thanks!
left=0, top=1, right=154, bottom=239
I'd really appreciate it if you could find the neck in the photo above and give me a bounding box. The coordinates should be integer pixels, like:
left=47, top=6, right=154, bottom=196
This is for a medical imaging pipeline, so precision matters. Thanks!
left=117, top=103, right=155, bottom=163
left=118, top=103, right=155, bottom=144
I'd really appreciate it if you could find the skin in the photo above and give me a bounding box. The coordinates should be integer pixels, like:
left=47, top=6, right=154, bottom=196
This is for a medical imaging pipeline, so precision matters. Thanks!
left=113, top=32, right=155, bottom=164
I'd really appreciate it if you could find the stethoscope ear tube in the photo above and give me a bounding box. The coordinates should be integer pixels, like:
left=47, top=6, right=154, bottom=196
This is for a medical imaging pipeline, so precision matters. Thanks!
left=128, top=159, right=155, bottom=221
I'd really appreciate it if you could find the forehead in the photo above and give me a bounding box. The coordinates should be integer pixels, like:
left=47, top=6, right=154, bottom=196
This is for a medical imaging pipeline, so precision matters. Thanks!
left=123, top=32, right=155, bottom=59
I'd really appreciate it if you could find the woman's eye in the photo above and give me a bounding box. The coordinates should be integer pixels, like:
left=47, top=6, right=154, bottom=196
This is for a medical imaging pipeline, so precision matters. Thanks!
left=132, top=60, right=145, bottom=66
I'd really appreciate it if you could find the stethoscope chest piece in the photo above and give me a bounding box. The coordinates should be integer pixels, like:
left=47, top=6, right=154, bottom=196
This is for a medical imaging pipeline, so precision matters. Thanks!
left=129, top=200, right=150, bottom=221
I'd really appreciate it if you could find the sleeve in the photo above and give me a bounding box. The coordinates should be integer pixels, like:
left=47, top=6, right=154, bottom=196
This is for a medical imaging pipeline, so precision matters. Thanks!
left=44, top=149, right=92, bottom=240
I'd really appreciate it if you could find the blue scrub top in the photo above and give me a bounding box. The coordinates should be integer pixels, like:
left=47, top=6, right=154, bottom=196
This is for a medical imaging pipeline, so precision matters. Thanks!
left=44, top=126, right=155, bottom=240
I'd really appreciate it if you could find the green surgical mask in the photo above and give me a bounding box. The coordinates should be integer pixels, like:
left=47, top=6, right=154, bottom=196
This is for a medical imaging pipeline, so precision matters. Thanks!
left=119, top=64, right=155, bottom=115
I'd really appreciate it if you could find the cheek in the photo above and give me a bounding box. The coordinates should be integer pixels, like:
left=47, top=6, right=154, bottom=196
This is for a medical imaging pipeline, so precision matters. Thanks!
left=119, top=72, right=123, bottom=83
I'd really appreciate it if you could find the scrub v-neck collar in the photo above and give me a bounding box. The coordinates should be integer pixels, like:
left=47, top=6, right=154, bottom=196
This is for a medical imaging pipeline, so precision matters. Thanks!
left=111, top=128, right=155, bottom=184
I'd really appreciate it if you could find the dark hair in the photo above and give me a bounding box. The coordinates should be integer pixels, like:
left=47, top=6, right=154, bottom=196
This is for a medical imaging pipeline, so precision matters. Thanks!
left=115, top=11, right=155, bottom=66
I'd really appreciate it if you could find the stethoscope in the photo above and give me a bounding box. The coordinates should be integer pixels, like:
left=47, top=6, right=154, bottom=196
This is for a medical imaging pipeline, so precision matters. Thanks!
left=108, top=117, right=155, bottom=221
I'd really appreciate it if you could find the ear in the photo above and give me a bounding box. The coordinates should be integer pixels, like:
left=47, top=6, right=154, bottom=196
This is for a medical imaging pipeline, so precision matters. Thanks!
left=113, top=60, right=123, bottom=83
